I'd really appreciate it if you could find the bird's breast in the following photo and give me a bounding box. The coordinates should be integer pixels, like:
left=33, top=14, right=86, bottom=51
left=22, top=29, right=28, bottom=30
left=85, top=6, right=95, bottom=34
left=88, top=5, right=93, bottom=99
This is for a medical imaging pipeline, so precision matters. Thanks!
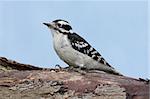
left=53, top=33, right=69, bottom=50
left=52, top=33, right=82, bottom=66
left=53, top=33, right=71, bottom=58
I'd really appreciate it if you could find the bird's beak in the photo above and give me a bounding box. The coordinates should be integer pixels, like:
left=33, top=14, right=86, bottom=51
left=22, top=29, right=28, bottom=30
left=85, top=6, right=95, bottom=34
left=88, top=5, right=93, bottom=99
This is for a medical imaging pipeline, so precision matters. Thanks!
left=43, top=23, right=50, bottom=26
left=43, top=23, right=54, bottom=29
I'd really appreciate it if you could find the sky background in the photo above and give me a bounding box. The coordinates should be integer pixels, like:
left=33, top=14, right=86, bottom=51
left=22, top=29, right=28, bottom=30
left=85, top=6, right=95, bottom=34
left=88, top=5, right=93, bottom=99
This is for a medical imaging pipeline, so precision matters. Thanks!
left=0, top=0, right=148, bottom=78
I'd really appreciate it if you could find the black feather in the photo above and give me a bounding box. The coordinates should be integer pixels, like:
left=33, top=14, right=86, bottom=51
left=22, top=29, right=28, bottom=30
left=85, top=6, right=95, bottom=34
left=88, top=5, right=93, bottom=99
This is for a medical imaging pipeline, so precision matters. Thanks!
left=61, top=24, right=72, bottom=31
left=53, top=19, right=69, bottom=23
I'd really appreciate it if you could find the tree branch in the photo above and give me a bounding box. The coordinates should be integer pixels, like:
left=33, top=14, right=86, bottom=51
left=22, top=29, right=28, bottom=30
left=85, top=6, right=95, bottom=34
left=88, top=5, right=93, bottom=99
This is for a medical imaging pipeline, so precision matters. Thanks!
left=0, top=57, right=149, bottom=99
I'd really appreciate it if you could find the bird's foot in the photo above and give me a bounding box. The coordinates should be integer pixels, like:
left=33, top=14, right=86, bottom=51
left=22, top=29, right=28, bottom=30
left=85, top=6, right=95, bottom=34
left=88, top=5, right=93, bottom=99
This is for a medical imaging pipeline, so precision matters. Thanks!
left=65, top=66, right=87, bottom=75
left=55, top=64, right=62, bottom=69
left=53, top=64, right=66, bottom=72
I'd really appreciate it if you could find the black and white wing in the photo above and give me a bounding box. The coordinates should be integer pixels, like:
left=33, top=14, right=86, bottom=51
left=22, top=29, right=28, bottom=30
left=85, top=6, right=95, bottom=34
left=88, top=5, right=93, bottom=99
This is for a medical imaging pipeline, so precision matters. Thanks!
left=68, top=33, right=113, bottom=68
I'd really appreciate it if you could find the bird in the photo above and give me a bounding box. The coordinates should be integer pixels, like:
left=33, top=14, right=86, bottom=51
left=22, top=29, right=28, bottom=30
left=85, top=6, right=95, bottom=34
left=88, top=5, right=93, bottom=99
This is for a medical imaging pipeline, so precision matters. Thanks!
left=43, top=19, right=122, bottom=76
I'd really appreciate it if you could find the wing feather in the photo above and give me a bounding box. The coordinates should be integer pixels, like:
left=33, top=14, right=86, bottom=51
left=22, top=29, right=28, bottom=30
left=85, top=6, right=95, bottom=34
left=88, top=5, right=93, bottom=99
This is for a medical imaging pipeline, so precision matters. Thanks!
left=68, top=33, right=112, bottom=67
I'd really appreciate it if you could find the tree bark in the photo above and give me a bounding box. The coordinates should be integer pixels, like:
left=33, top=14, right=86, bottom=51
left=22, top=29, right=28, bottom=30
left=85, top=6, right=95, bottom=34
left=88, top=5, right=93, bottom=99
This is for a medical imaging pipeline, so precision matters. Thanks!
left=0, top=57, right=149, bottom=99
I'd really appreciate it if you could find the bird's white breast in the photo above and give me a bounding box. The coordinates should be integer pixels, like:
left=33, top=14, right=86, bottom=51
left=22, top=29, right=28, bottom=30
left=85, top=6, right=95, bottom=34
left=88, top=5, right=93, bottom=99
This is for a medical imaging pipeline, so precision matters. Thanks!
left=52, top=31, right=82, bottom=67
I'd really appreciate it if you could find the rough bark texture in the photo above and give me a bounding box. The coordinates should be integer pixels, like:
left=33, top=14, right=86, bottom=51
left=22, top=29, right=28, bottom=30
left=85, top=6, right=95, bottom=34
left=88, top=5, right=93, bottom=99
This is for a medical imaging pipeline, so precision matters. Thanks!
left=0, top=57, right=149, bottom=99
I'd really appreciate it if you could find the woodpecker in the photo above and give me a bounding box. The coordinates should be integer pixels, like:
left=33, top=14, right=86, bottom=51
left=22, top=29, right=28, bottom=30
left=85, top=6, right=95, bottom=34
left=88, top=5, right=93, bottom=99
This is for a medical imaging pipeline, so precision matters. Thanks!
left=43, top=19, right=122, bottom=75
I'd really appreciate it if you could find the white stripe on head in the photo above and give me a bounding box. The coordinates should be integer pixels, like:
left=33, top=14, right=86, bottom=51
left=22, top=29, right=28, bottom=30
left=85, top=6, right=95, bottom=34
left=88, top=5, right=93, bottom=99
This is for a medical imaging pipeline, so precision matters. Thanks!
left=58, top=20, right=69, bottom=25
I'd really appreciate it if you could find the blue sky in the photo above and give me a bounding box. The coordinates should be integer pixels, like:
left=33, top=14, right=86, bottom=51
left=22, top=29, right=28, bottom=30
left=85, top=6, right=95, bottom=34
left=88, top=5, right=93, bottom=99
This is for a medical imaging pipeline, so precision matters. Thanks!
left=0, top=1, right=148, bottom=78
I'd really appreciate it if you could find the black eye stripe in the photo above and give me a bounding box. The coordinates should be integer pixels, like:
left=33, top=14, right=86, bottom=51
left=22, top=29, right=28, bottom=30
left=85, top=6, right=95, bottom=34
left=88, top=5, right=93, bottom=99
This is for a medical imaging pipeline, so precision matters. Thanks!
left=61, top=24, right=72, bottom=31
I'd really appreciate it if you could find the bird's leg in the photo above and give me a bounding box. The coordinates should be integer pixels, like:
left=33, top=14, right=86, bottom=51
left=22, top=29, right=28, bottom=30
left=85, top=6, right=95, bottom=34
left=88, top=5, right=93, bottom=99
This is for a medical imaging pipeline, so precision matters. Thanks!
left=66, top=66, right=87, bottom=75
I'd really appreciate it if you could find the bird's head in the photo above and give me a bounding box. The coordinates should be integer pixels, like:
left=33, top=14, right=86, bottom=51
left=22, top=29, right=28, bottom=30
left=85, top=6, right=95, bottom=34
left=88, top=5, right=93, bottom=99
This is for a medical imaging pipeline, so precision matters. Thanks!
left=43, top=19, right=73, bottom=34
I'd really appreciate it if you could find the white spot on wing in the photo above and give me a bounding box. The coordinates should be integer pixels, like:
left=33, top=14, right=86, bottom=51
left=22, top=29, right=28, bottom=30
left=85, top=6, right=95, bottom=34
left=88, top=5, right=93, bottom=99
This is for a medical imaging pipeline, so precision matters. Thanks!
left=82, top=43, right=88, bottom=47
left=89, top=47, right=93, bottom=51
left=75, top=43, right=78, bottom=47
left=87, top=50, right=90, bottom=54
left=92, top=54, right=95, bottom=58
left=72, top=43, right=74, bottom=46
left=97, top=56, right=101, bottom=61
left=84, top=50, right=86, bottom=53
left=91, top=51, right=98, bottom=54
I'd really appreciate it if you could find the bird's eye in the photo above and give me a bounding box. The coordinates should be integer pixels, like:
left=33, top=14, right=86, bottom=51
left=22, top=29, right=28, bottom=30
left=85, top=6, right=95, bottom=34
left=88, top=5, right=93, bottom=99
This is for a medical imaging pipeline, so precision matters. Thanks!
left=57, top=23, right=61, bottom=27
left=62, top=25, right=72, bottom=31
